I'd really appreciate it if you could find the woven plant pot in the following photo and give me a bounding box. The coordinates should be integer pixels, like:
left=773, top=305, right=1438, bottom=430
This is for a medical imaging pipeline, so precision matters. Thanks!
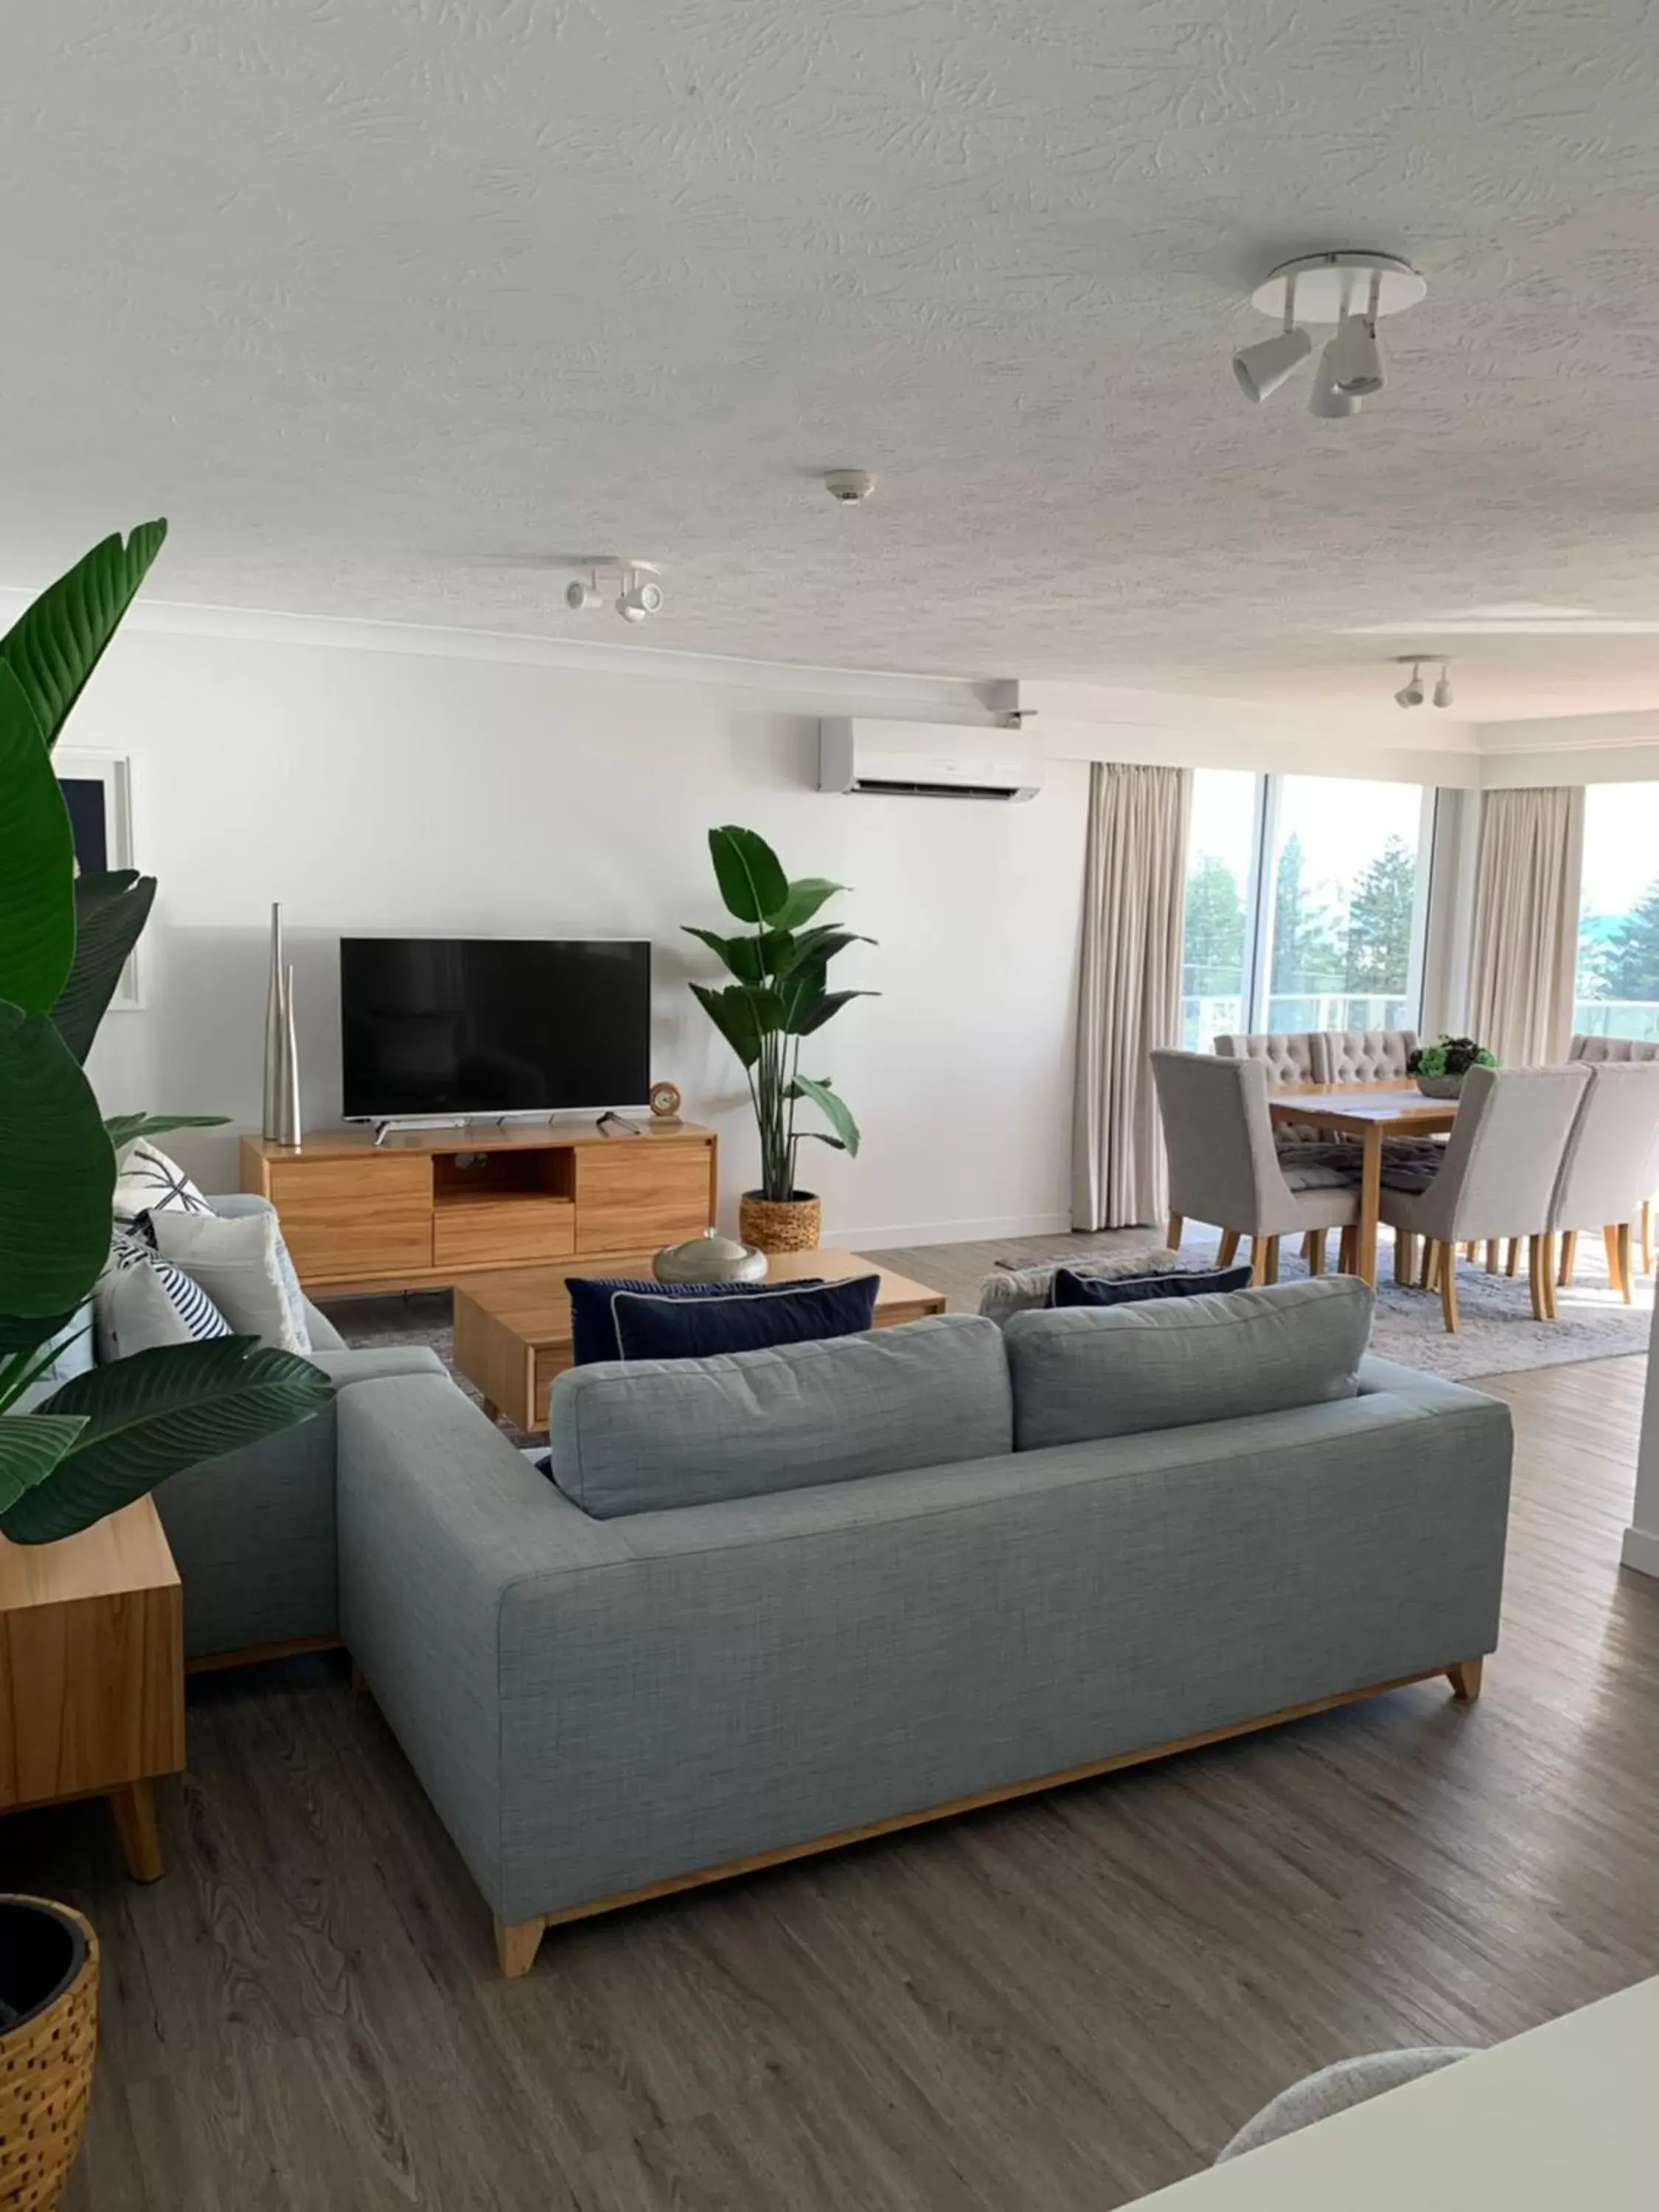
left=739, top=1191, right=822, bottom=1254
left=0, top=1897, right=99, bottom=2212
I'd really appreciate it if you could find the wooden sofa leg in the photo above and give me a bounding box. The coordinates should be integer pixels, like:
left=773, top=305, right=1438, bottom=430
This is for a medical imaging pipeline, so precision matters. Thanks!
left=495, top=1914, right=548, bottom=1978
left=1447, top=1658, right=1484, bottom=1702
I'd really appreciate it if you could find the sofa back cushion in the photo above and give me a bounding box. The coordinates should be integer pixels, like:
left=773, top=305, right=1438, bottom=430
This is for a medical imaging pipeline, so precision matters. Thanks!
left=549, top=1312, right=1012, bottom=1520
left=1005, top=1276, right=1373, bottom=1450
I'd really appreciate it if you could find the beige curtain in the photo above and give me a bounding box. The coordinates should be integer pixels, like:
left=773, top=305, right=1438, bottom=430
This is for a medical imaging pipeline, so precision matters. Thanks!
left=1071, top=762, right=1192, bottom=1228
left=1467, top=785, right=1585, bottom=1067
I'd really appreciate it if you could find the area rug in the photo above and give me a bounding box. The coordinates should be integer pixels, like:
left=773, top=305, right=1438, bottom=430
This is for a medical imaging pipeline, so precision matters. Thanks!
left=1147, top=1230, right=1651, bottom=1382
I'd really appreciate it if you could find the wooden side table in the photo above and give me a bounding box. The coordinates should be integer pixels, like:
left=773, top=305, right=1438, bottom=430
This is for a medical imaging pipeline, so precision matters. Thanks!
left=0, top=1498, right=184, bottom=1879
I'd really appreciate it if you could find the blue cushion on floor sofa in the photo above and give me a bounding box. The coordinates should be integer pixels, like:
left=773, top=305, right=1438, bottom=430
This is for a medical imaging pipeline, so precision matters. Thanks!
left=610, top=1274, right=880, bottom=1361
left=567, top=1275, right=826, bottom=1365
left=1051, top=1263, right=1253, bottom=1309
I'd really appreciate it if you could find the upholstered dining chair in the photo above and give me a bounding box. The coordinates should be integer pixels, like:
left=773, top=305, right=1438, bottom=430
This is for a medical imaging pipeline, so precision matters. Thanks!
left=1376, top=1065, right=1590, bottom=1332
left=1324, top=1028, right=1419, bottom=1083
left=1548, top=1062, right=1659, bottom=1301
left=1568, top=1034, right=1659, bottom=1273
left=1152, top=1050, right=1361, bottom=1284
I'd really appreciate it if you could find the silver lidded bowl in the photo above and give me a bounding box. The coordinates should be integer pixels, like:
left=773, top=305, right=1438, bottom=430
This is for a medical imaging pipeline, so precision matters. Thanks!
left=653, top=1228, right=768, bottom=1284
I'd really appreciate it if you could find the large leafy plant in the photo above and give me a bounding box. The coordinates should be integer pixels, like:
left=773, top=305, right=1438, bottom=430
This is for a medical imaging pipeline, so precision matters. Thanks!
left=685, top=827, right=874, bottom=1201
left=0, top=524, right=330, bottom=1544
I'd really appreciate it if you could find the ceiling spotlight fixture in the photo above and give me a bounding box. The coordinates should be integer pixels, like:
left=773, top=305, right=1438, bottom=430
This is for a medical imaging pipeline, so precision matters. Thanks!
left=1233, top=252, right=1426, bottom=422
left=563, top=560, right=665, bottom=626
left=1394, top=659, right=1426, bottom=709
left=824, top=468, right=876, bottom=504
left=1433, top=661, right=1455, bottom=709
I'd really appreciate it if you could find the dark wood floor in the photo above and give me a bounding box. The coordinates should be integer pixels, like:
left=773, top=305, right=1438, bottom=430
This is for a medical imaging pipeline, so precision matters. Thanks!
left=10, top=1357, right=1656, bottom=2211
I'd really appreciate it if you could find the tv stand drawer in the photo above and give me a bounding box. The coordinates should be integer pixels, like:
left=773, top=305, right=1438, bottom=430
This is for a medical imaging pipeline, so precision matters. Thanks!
left=267, top=1154, right=434, bottom=1279
left=434, top=1198, right=576, bottom=1271
left=575, top=1142, right=712, bottom=1253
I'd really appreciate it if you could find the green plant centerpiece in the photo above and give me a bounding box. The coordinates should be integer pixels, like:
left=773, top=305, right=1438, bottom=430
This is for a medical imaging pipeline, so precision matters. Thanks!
left=684, top=826, right=875, bottom=1252
left=1407, top=1034, right=1499, bottom=1099
left=0, top=523, right=331, bottom=1545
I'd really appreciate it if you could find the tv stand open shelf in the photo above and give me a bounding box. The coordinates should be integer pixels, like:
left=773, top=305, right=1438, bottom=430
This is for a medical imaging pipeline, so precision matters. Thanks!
left=240, top=1121, right=717, bottom=1298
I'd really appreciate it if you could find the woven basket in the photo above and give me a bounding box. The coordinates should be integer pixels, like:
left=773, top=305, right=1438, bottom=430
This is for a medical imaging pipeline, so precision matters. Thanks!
left=739, top=1192, right=822, bottom=1254
left=0, top=1897, right=99, bottom=2212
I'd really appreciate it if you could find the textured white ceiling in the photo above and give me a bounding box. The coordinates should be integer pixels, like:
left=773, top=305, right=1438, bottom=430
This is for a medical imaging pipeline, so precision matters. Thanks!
left=8, top=1, right=1659, bottom=720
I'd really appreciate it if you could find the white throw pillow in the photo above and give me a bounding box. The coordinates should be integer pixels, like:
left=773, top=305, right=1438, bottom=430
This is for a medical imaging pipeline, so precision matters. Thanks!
left=113, top=1139, right=212, bottom=1222
left=97, top=1256, right=234, bottom=1360
left=150, top=1209, right=313, bottom=1354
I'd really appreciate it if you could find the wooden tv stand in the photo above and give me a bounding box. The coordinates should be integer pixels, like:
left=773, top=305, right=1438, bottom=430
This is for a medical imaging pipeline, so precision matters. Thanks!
left=240, top=1121, right=719, bottom=1298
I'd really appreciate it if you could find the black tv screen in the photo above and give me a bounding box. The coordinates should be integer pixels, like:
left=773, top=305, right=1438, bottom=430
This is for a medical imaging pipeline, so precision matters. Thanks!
left=340, top=938, right=652, bottom=1118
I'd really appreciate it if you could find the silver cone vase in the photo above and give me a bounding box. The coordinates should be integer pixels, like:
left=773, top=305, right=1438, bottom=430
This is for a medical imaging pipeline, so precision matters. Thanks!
left=275, top=963, right=302, bottom=1147
left=262, top=906, right=302, bottom=1145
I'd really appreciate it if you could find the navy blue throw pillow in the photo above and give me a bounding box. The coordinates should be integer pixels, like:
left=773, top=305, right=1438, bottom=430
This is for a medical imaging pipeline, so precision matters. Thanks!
left=610, top=1274, right=881, bottom=1362
left=566, top=1275, right=827, bottom=1365
left=1051, top=1264, right=1253, bottom=1310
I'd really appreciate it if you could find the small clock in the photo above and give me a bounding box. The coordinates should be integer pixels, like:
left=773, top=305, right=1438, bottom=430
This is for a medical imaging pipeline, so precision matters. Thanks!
left=647, top=1080, right=683, bottom=1121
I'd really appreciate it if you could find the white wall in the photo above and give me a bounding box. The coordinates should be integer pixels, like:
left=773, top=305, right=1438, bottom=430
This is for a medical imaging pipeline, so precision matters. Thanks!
left=72, top=623, right=1091, bottom=1248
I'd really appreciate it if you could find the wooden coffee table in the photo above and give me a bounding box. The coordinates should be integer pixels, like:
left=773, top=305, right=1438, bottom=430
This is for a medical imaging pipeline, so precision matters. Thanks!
left=453, top=1248, right=949, bottom=1434
left=0, top=1498, right=184, bottom=1879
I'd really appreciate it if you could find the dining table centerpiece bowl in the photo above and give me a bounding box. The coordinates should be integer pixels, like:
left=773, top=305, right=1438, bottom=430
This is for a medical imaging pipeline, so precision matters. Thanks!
left=1407, top=1034, right=1500, bottom=1099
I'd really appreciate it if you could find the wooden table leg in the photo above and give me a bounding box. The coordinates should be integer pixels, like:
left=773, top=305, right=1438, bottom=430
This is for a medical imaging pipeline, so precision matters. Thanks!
left=1357, top=1126, right=1383, bottom=1287
left=110, top=1778, right=163, bottom=1882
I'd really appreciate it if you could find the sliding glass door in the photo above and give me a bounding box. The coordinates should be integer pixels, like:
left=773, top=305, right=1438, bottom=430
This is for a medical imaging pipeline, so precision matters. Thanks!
left=1575, top=784, right=1659, bottom=1042
left=1183, top=770, right=1433, bottom=1050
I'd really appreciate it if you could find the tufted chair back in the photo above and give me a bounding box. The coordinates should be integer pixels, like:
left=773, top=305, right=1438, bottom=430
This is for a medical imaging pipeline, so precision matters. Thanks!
left=1213, top=1032, right=1329, bottom=1085
left=1324, top=1029, right=1419, bottom=1084
left=1568, top=1034, right=1659, bottom=1065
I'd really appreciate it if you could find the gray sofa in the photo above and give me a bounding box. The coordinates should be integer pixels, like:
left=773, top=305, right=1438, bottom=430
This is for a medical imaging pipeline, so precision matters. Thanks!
left=334, top=1276, right=1512, bottom=1976
left=60, top=1194, right=447, bottom=1663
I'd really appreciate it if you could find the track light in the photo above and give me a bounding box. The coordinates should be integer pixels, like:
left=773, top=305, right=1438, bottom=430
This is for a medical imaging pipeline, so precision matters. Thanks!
left=563, top=560, right=665, bottom=626
left=1234, top=323, right=1313, bottom=404
left=1325, top=310, right=1385, bottom=397
left=1433, top=662, right=1454, bottom=709
left=1232, top=252, right=1424, bottom=422
left=1309, top=352, right=1363, bottom=419
left=1394, top=661, right=1425, bottom=709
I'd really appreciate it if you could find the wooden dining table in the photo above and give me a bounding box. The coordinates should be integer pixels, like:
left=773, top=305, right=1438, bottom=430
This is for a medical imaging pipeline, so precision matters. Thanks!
left=1268, top=1082, right=1457, bottom=1288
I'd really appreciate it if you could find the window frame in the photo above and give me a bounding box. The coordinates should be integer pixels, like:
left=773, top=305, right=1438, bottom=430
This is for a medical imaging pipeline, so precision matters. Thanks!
left=1184, top=771, right=1435, bottom=1043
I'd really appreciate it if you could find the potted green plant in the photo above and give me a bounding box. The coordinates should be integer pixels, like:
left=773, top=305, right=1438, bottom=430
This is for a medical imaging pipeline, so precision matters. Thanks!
left=684, top=827, right=875, bottom=1251
left=1407, top=1034, right=1500, bottom=1099
left=0, top=524, right=331, bottom=1540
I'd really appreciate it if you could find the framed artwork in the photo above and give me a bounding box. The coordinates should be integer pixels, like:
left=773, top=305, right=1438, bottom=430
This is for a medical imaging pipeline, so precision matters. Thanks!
left=55, top=749, right=141, bottom=1011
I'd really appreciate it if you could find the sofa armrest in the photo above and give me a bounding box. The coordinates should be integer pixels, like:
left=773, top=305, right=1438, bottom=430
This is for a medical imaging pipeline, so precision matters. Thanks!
left=313, top=1345, right=444, bottom=1387
left=336, top=1375, right=628, bottom=1910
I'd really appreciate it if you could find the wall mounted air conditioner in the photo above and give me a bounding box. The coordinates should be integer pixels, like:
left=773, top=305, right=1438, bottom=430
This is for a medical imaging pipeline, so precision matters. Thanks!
left=818, top=718, right=1043, bottom=802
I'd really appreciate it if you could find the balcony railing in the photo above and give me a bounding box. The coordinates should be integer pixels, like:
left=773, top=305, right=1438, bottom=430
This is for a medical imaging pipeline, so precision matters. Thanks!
left=1571, top=998, right=1659, bottom=1043
left=1180, top=992, right=1412, bottom=1052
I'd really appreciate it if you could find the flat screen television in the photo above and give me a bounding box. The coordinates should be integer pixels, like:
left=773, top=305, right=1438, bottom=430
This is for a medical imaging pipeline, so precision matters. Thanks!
left=340, top=937, right=652, bottom=1119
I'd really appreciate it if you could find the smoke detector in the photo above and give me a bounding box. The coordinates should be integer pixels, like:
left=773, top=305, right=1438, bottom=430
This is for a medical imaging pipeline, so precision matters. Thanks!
left=824, top=470, right=876, bottom=504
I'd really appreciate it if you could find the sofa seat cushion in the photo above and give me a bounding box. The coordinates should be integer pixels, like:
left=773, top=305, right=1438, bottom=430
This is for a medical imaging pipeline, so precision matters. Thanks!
left=611, top=1276, right=878, bottom=1362
left=549, top=1312, right=1012, bottom=1520
left=1005, top=1277, right=1374, bottom=1450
